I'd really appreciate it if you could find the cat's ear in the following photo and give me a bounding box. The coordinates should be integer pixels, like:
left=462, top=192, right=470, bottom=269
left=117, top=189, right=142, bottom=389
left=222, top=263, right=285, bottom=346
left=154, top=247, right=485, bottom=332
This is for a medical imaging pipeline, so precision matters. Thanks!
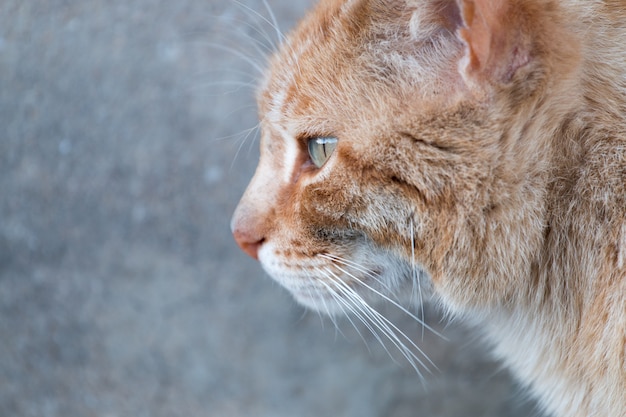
left=455, top=0, right=533, bottom=86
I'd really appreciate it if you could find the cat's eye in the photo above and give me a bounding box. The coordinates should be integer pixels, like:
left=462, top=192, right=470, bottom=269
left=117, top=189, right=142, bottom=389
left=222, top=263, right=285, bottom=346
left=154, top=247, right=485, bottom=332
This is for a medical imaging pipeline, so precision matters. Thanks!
left=307, top=136, right=338, bottom=168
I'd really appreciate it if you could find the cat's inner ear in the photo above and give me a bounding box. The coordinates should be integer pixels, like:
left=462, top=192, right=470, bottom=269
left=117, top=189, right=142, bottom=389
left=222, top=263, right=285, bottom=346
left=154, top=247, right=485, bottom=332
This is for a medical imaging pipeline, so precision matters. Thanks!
left=454, top=0, right=533, bottom=85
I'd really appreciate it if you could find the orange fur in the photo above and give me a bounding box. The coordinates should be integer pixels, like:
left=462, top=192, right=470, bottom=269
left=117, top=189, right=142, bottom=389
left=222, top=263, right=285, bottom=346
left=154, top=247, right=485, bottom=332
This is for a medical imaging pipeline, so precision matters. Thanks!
left=232, top=1, right=626, bottom=415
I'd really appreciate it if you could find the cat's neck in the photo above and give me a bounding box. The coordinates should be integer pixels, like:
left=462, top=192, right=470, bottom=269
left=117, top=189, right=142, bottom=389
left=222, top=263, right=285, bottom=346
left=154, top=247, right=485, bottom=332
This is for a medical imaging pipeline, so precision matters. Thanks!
left=435, top=16, right=626, bottom=411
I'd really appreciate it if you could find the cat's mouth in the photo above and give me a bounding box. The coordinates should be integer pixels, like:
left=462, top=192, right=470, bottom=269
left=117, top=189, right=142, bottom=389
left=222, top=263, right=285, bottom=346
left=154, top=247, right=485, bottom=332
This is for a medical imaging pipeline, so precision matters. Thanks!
left=289, top=285, right=343, bottom=313
left=257, top=239, right=425, bottom=316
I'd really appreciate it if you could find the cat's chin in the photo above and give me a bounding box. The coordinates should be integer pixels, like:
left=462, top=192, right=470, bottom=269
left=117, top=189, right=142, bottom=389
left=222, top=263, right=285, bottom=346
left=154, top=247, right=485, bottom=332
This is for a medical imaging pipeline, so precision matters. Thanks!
left=257, top=240, right=430, bottom=317
left=290, top=290, right=349, bottom=315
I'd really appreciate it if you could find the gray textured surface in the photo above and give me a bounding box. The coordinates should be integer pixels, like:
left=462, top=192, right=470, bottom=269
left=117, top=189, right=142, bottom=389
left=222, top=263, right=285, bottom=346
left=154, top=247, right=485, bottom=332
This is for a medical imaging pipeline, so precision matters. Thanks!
left=0, top=1, right=541, bottom=416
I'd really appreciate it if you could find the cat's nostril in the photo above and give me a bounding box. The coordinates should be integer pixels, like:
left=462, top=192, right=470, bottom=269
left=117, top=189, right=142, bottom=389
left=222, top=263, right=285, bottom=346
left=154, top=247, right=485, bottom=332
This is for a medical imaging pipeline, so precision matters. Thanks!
left=232, top=229, right=264, bottom=260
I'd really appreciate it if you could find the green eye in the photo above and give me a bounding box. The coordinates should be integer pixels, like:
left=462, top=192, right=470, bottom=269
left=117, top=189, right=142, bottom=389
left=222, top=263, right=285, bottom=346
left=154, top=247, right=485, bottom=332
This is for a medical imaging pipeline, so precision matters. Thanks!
left=307, top=136, right=338, bottom=168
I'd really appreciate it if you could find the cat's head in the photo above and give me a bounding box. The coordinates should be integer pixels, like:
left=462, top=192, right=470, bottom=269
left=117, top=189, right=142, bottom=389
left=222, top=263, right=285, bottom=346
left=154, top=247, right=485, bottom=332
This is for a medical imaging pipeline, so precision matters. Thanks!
left=231, top=0, right=578, bottom=313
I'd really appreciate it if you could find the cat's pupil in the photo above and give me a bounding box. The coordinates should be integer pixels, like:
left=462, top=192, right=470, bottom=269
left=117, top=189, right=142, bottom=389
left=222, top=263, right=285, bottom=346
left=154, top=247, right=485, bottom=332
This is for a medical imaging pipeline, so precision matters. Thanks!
left=307, top=136, right=338, bottom=168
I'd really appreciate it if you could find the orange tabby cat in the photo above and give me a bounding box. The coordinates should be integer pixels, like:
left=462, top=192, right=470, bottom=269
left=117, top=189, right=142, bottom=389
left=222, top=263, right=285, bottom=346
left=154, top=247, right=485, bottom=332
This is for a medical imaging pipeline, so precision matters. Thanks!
left=231, top=0, right=626, bottom=415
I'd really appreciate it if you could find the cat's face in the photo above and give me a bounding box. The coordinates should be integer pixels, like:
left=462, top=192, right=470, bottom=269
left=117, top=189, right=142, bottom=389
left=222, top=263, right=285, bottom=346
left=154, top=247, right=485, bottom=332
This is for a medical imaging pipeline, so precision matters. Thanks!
left=232, top=0, right=568, bottom=313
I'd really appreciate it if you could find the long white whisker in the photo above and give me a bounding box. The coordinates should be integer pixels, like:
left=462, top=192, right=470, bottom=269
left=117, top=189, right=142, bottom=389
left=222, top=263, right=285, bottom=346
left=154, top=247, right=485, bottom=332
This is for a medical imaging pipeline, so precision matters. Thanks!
left=233, top=0, right=285, bottom=47
left=329, top=279, right=428, bottom=378
left=184, top=13, right=275, bottom=55
left=319, top=253, right=398, bottom=295
left=211, top=123, right=259, bottom=143
left=305, top=283, right=326, bottom=329
left=202, top=20, right=274, bottom=61
left=320, top=252, right=444, bottom=341
left=261, top=0, right=286, bottom=44
left=337, top=302, right=373, bottom=355
left=313, top=272, right=369, bottom=349
left=315, top=283, right=344, bottom=340
left=251, top=0, right=305, bottom=79
left=193, top=68, right=258, bottom=80
left=203, top=9, right=276, bottom=57
left=245, top=128, right=261, bottom=158
left=230, top=123, right=261, bottom=171
left=203, top=41, right=265, bottom=75
left=316, top=272, right=395, bottom=362
left=194, top=80, right=258, bottom=95
left=232, top=0, right=305, bottom=84
left=316, top=269, right=393, bottom=353
left=324, top=259, right=446, bottom=340
left=233, top=19, right=277, bottom=56
left=222, top=105, right=259, bottom=121
left=410, top=219, right=426, bottom=340
left=323, top=267, right=435, bottom=376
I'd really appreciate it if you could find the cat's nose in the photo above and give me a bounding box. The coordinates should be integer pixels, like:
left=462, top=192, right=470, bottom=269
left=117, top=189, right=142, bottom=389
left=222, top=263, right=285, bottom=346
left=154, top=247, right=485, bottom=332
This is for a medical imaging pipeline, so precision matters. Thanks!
left=231, top=209, right=265, bottom=260
left=232, top=228, right=264, bottom=260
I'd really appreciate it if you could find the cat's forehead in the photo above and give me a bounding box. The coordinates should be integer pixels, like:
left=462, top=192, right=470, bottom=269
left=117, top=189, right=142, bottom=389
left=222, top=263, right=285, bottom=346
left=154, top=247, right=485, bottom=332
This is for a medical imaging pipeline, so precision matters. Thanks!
left=258, top=0, right=461, bottom=135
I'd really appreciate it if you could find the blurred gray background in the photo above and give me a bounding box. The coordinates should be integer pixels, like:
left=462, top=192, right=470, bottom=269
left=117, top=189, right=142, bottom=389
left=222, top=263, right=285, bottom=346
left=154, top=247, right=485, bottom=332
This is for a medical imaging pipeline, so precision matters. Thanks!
left=0, top=1, right=541, bottom=416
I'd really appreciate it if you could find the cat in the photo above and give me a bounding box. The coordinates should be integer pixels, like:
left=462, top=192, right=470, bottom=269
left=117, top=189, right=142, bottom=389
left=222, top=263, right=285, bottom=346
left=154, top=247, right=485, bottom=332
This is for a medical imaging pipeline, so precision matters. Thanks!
left=230, top=0, right=626, bottom=416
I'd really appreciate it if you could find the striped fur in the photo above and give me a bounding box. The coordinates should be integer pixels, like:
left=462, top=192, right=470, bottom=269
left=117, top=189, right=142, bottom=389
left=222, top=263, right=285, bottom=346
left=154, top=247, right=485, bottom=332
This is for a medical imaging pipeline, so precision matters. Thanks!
left=232, top=1, right=626, bottom=415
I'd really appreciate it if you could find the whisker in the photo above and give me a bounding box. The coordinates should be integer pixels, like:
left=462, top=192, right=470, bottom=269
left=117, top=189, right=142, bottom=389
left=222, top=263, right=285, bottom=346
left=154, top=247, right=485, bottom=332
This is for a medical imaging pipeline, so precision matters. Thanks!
left=241, top=0, right=306, bottom=80
left=230, top=123, right=261, bottom=171
left=316, top=269, right=393, bottom=353
left=410, top=219, right=426, bottom=340
left=193, top=80, right=258, bottom=95
left=335, top=290, right=428, bottom=366
left=192, top=68, right=259, bottom=80
left=261, top=0, right=286, bottom=44
left=233, top=0, right=285, bottom=47
left=245, top=128, right=260, bottom=158
left=315, top=283, right=344, bottom=340
left=333, top=264, right=446, bottom=340
left=322, top=267, right=435, bottom=378
left=201, top=21, right=275, bottom=61
left=211, top=122, right=260, bottom=143
left=329, top=281, right=428, bottom=379
left=196, top=10, right=278, bottom=56
left=312, top=273, right=365, bottom=345
left=319, top=253, right=445, bottom=340
left=336, top=301, right=373, bottom=355
left=233, top=18, right=277, bottom=56
left=316, top=272, right=395, bottom=362
left=319, top=253, right=399, bottom=297
left=305, top=283, right=326, bottom=329
left=203, top=41, right=266, bottom=75
left=222, top=104, right=259, bottom=120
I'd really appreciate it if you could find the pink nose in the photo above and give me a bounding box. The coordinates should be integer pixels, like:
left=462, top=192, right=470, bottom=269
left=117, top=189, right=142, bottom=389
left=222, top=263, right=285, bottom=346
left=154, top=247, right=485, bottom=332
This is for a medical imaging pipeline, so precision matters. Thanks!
left=231, top=207, right=266, bottom=260
left=232, top=228, right=264, bottom=260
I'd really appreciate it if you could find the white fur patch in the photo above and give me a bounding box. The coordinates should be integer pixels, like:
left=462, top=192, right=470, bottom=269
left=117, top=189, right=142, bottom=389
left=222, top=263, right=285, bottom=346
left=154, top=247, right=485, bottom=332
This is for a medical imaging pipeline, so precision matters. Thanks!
left=408, top=9, right=440, bottom=40
left=258, top=235, right=422, bottom=316
left=278, top=124, right=299, bottom=183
